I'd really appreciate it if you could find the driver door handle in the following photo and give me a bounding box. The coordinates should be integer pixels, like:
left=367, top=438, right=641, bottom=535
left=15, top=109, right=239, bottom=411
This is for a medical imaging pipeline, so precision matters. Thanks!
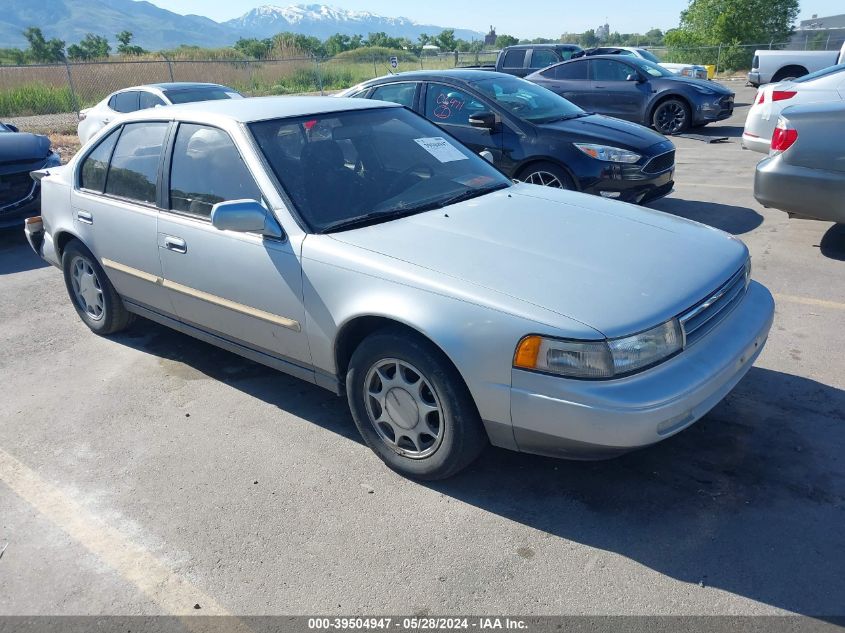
left=163, top=236, right=187, bottom=254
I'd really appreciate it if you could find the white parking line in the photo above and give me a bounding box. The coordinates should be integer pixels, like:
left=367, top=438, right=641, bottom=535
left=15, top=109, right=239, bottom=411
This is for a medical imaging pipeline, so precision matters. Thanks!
left=774, top=293, right=845, bottom=311
left=0, top=447, right=245, bottom=625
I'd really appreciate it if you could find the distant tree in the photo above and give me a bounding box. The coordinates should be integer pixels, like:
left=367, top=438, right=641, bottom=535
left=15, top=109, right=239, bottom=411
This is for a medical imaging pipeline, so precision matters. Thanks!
left=234, top=37, right=273, bottom=59
left=67, top=33, right=110, bottom=61
left=272, top=32, right=324, bottom=57
left=0, top=47, right=27, bottom=64
left=22, top=27, right=65, bottom=63
left=324, top=33, right=354, bottom=56
left=578, top=29, right=598, bottom=48
left=116, top=31, right=146, bottom=56
left=418, top=33, right=432, bottom=47
left=364, top=32, right=406, bottom=49
left=494, top=34, right=519, bottom=48
left=435, top=29, right=457, bottom=51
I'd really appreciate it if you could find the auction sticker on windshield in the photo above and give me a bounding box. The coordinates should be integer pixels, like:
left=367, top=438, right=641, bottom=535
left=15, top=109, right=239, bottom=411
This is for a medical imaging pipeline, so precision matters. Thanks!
left=414, top=137, right=468, bottom=163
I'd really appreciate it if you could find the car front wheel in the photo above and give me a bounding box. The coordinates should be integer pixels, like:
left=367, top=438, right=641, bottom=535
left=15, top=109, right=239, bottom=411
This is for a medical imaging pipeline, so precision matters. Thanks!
left=62, top=239, right=133, bottom=335
left=519, top=162, right=575, bottom=190
left=652, top=98, right=690, bottom=135
left=346, top=329, right=487, bottom=480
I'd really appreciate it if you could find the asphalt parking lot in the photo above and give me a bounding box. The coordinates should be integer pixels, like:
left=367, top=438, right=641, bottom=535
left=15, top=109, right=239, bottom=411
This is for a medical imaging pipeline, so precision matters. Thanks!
left=1, top=83, right=844, bottom=618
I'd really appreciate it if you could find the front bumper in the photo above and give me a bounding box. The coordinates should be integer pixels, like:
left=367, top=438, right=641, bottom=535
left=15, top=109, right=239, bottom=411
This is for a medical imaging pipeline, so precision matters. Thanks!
left=509, top=281, right=774, bottom=459
left=754, top=155, right=845, bottom=223
left=694, top=96, right=734, bottom=125
left=0, top=191, right=40, bottom=230
left=582, top=163, right=675, bottom=204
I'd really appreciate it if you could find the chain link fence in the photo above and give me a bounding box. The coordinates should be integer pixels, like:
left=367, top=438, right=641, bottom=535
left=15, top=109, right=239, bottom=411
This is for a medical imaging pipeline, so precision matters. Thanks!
left=0, top=51, right=481, bottom=123
left=2, top=37, right=843, bottom=126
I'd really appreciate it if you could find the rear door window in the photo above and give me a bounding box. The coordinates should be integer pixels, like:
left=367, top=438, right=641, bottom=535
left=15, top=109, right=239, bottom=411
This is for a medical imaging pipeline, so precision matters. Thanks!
left=109, top=91, right=140, bottom=113
left=530, top=49, right=560, bottom=69
left=502, top=49, right=526, bottom=69
left=591, top=59, right=633, bottom=82
left=139, top=91, right=166, bottom=109
left=104, top=122, right=168, bottom=204
left=552, top=61, right=588, bottom=80
left=169, top=124, right=262, bottom=218
left=370, top=83, right=418, bottom=108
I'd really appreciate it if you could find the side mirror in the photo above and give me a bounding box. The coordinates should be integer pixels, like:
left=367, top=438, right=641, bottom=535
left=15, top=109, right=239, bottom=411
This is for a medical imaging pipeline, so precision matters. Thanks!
left=479, top=150, right=495, bottom=164
left=210, top=199, right=283, bottom=239
left=626, top=73, right=643, bottom=83
left=468, top=111, right=497, bottom=130
left=4, top=123, right=19, bottom=133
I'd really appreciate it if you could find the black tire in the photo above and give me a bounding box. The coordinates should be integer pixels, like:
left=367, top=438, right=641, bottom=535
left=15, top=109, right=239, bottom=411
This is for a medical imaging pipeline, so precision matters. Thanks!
left=518, top=161, right=576, bottom=190
left=62, top=239, right=134, bottom=335
left=652, top=98, right=691, bottom=135
left=346, top=329, right=487, bottom=480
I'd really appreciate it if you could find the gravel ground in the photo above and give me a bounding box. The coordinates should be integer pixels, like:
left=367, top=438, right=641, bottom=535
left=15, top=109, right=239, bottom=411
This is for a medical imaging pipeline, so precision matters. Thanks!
left=1, top=84, right=844, bottom=620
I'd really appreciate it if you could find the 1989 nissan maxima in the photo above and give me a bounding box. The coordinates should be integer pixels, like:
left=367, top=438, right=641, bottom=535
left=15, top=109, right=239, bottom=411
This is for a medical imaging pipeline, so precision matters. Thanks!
left=26, top=97, right=774, bottom=480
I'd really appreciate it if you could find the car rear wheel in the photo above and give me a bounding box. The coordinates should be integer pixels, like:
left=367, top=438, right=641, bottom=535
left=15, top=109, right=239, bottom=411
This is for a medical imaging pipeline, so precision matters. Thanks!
left=62, top=239, right=133, bottom=335
left=652, top=98, right=690, bottom=135
left=346, top=329, right=487, bottom=480
left=520, top=162, right=575, bottom=190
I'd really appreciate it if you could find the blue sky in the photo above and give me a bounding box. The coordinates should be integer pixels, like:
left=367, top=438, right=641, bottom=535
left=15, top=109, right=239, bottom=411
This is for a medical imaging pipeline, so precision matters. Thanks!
left=147, top=0, right=843, bottom=38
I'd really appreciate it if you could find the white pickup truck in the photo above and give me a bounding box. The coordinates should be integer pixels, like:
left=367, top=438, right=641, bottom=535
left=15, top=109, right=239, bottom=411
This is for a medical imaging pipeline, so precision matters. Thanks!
left=748, top=43, right=845, bottom=86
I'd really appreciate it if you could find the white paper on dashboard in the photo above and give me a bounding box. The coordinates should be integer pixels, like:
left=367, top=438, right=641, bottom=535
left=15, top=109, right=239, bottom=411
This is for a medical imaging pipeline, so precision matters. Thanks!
left=413, top=137, right=468, bottom=163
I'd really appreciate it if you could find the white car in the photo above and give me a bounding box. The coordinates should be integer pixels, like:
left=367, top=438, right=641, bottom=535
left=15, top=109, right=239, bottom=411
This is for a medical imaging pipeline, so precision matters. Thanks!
left=77, top=82, right=242, bottom=144
left=742, top=62, right=845, bottom=154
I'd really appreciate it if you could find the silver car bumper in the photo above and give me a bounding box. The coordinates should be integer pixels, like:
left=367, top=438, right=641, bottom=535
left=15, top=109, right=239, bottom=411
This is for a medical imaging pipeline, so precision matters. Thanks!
left=741, top=133, right=771, bottom=154
left=754, top=155, right=845, bottom=223
left=509, top=281, right=774, bottom=458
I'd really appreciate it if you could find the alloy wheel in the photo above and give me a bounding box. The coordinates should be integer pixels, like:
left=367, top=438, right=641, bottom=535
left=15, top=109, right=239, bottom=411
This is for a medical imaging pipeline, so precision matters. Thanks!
left=524, top=170, right=567, bottom=188
left=363, top=358, right=445, bottom=459
left=70, top=256, right=105, bottom=321
left=656, top=102, right=687, bottom=134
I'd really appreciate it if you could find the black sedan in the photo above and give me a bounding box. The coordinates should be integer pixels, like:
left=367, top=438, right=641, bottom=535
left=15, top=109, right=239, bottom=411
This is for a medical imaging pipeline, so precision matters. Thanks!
left=339, top=70, right=675, bottom=203
left=526, top=56, right=734, bottom=135
left=0, top=122, right=60, bottom=230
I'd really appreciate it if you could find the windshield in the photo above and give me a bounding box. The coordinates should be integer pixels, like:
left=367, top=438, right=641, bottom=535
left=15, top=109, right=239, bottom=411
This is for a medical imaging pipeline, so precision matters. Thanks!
left=471, top=75, right=585, bottom=123
left=164, top=87, right=241, bottom=104
left=629, top=58, right=674, bottom=78
left=636, top=49, right=661, bottom=64
left=250, top=107, right=511, bottom=233
left=793, top=62, right=845, bottom=84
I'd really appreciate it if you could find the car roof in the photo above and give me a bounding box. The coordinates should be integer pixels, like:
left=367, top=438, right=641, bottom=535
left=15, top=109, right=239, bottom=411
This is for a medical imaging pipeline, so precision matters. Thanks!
left=115, top=82, right=232, bottom=93
left=358, top=69, right=518, bottom=84
left=503, top=43, right=581, bottom=50
left=119, top=95, right=398, bottom=125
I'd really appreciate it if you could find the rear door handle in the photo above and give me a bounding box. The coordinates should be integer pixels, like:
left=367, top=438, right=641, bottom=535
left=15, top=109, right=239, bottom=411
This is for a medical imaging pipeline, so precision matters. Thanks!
left=76, top=210, right=93, bottom=224
left=163, top=236, right=187, bottom=254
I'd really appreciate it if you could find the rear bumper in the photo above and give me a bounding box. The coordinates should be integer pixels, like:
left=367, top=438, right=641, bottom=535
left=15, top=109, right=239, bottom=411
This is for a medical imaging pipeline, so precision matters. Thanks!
left=754, top=155, right=845, bottom=223
left=509, top=281, right=774, bottom=459
left=747, top=72, right=762, bottom=86
left=741, top=132, right=771, bottom=154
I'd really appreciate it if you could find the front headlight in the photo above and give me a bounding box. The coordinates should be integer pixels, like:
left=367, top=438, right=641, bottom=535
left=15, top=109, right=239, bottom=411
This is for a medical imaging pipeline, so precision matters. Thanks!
left=574, top=143, right=641, bottom=164
left=514, top=320, right=683, bottom=379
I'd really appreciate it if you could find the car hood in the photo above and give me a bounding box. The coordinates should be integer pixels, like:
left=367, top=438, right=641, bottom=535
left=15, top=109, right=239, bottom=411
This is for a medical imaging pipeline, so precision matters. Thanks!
left=329, top=184, right=747, bottom=338
left=537, top=113, right=668, bottom=150
left=0, top=132, right=51, bottom=164
left=662, top=76, right=733, bottom=95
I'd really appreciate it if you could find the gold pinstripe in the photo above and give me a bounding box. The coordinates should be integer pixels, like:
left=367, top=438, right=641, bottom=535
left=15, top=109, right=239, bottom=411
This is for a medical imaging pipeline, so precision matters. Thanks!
left=101, top=257, right=302, bottom=332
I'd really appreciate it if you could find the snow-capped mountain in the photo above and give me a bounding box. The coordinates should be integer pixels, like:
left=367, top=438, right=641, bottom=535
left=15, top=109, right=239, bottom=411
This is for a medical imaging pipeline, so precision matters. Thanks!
left=226, top=4, right=483, bottom=41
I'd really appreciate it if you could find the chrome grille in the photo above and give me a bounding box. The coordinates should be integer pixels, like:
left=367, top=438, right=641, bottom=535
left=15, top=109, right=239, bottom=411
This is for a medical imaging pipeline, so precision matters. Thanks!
left=0, top=171, right=36, bottom=211
left=642, top=150, right=675, bottom=175
left=680, top=266, right=747, bottom=346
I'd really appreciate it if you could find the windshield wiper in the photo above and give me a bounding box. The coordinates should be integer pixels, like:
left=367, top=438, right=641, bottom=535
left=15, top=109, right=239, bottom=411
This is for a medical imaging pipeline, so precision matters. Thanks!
left=537, top=112, right=590, bottom=123
left=320, top=183, right=509, bottom=234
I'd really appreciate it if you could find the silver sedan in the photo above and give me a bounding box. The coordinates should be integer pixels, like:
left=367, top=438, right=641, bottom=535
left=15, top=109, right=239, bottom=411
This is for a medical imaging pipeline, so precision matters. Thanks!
left=26, top=97, right=774, bottom=479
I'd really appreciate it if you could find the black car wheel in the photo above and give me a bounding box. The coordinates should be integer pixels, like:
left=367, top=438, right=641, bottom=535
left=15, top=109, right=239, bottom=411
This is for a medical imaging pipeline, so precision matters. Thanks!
left=346, top=328, right=487, bottom=480
left=652, top=99, right=690, bottom=135
left=519, top=162, right=575, bottom=190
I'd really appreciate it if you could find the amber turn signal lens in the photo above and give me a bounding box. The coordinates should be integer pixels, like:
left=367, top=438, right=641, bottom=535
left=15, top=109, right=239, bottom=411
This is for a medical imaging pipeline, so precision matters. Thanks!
left=514, top=336, right=542, bottom=369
